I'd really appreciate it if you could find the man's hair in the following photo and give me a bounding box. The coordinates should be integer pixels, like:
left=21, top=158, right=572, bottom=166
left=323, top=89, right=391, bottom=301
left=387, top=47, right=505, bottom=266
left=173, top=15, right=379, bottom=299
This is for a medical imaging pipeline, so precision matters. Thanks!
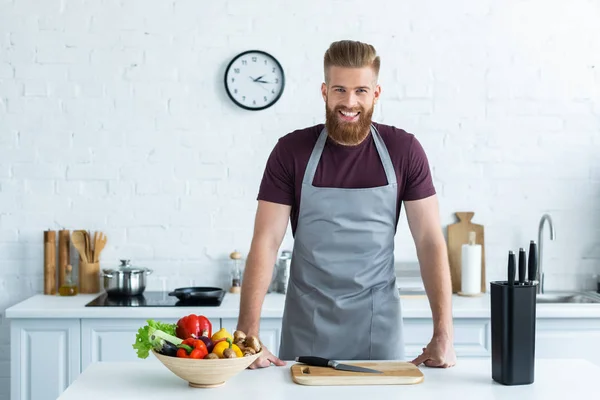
left=323, top=40, right=380, bottom=84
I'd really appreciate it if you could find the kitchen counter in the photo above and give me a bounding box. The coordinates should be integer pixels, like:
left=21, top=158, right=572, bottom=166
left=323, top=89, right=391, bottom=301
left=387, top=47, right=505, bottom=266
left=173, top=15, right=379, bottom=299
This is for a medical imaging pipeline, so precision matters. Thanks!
left=7, top=292, right=600, bottom=400
left=56, top=358, right=600, bottom=400
left=6, top=291, right=600, bottom=319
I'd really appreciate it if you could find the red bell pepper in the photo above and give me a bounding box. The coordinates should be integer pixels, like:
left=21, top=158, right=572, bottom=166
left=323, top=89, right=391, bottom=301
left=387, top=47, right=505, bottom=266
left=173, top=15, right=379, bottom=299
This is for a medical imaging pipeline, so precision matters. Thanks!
left=176, top=338, right=208, bottom=359
left=176, top=314, right=212, bottom=339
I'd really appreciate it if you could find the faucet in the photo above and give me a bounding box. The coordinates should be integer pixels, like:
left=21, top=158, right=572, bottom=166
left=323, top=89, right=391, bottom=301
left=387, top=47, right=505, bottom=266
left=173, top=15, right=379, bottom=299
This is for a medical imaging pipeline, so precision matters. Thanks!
left=537, top=214, right=555, bottom=294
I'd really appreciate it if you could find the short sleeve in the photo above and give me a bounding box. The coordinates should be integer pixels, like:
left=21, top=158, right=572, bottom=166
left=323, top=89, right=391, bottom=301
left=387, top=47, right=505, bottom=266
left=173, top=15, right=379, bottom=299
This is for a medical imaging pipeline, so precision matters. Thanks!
left=403, top=136, right=436, bottom=201
left=256, top=139, right=295, bottom=206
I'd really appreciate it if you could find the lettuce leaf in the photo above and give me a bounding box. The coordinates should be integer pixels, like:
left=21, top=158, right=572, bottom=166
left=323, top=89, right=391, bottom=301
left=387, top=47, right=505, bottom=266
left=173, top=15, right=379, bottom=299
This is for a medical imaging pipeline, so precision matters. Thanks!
left=132, top=319, right=178, bottom=359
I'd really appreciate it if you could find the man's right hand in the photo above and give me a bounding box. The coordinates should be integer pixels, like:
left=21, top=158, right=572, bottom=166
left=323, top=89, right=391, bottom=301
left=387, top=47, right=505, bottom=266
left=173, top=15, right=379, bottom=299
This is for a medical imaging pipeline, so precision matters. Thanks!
left=248, top=345, right=286, bottom=369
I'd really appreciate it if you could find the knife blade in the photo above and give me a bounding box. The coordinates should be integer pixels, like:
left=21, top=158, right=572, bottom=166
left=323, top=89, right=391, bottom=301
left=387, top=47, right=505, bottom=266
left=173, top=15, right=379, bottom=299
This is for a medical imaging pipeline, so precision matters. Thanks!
left=295, top=356, right=383, bottom=374
left=518, top=248, right=526, bottom=285
left=508, top=250, right=515, bottom=286
left=528, top=240, right=537, bottom=283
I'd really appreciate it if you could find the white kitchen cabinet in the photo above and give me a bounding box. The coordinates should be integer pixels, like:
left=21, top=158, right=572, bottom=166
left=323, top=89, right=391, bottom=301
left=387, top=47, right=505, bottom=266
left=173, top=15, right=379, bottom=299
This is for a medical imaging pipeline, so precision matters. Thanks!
left=220, top=318, right=282, bottom=357
left=535, top=319, right=600, bottom=367
left=81, top=319, right=171, bottom=370
left=7, top=305, right=600, bottom=400
left=80, top=317, right=220, bottom=371
left=220, top=317, right=490, bottom=360
left=403, top=318, right=491, bottom=359
left=10, top=319, right=81, bottom=400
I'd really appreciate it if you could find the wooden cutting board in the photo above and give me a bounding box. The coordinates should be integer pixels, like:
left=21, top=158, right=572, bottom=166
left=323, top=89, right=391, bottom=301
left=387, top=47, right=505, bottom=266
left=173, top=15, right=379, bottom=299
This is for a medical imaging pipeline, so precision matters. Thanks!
left=447, top=212, right=486, bottom=293
left=291, top=362, right=424, bottom=386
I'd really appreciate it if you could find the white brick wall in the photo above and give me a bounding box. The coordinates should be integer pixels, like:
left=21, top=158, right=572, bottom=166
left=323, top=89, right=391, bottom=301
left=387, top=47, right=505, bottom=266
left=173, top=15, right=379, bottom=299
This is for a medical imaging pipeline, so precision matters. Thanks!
left=1, top=0, right=600, bottom=396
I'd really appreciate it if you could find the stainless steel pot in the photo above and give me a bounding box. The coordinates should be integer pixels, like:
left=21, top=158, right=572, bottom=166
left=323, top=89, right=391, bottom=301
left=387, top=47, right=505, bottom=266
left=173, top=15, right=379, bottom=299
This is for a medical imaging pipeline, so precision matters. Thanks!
left=102, top=260, right=153, bottom=296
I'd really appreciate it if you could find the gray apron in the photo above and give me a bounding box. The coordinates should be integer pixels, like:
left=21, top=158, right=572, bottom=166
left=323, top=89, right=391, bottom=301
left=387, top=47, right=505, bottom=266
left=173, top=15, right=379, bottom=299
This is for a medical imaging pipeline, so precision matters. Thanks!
left=278, top=124, right=404, bottom=361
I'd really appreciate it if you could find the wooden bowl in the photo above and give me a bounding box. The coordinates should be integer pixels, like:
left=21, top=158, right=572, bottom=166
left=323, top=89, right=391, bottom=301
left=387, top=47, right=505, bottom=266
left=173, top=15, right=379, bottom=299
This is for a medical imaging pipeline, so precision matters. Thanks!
left=152, top=349, right=262, bottom=388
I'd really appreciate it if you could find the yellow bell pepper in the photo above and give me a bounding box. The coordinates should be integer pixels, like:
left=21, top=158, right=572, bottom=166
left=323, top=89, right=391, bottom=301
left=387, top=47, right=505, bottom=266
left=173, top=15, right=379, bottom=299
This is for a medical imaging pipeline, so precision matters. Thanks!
left=232, top=343, right=243, bottom=357
left=211, top=327, right=233, bottom=342
left=212, top=338, right=243, bottom=358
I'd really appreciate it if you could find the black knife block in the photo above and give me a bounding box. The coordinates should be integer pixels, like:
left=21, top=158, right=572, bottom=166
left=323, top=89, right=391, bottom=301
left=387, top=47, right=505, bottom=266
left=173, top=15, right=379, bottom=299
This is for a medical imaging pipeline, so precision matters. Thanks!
left=490, top=281, right=537, bottom=386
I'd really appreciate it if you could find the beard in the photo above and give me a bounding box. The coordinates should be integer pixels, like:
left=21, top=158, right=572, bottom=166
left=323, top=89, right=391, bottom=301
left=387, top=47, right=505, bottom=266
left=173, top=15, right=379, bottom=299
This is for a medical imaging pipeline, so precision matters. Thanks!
left=325, top=99, right=375, bottom=146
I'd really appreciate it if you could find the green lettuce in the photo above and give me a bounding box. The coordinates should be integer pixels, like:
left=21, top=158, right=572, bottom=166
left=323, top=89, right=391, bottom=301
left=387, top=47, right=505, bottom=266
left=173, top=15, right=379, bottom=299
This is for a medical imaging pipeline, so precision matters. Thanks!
left=132, top=319, right=181, bottom=359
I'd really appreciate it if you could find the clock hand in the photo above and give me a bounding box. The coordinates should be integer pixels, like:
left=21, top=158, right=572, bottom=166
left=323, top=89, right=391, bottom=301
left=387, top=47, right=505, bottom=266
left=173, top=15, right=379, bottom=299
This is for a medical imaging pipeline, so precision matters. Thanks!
left=256, top=79, right=272, bottom=84
left=257, top=82, right=269, bottom=92
left=253, top=75, right=265, bottom=82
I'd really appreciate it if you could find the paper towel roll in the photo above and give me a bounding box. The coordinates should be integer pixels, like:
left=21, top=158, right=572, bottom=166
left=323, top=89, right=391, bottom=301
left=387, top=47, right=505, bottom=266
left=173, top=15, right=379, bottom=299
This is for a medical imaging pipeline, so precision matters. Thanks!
left=461, top=235, right=482, bottom=295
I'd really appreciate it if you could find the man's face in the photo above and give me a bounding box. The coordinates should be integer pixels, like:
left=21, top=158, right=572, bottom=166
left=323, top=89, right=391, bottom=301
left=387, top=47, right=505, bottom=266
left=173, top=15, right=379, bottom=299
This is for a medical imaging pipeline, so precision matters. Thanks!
left=322, top=66, right=381, bottom=145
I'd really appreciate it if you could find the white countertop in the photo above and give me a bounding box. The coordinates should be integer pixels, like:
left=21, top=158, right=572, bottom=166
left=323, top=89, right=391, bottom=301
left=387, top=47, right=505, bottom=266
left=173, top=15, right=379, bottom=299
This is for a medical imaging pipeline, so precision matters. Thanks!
left=56, top=358, right=600, bottom=400
left=5, top=291, right=600, bottom=319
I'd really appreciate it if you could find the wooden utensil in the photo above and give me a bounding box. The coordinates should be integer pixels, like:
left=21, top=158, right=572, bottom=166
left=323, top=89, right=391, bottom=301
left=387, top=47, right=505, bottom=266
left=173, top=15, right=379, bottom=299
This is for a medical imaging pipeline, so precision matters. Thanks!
left=93, top=231, right=98, bottom=261
left=71, top=230, right=88, bottom=263
left=93, top=232, right=107, bottom=262
left=83, top=230, right=93, bottom=264
left=290, top=362, right=424, bottom=386
left=447, top=212, right=486, bottom=293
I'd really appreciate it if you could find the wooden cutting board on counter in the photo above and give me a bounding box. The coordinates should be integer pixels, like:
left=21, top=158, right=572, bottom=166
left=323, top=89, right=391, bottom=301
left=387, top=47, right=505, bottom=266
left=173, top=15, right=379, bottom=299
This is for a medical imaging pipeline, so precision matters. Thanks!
left=291, top=362, right=424, bottom=386
left=447, top=212, right=486, bottom=293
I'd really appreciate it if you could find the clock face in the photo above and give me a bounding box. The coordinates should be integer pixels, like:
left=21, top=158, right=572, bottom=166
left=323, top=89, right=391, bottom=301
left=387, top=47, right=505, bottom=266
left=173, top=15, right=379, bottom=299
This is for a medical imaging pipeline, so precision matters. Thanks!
left=224, top=50, right=285, bottom=111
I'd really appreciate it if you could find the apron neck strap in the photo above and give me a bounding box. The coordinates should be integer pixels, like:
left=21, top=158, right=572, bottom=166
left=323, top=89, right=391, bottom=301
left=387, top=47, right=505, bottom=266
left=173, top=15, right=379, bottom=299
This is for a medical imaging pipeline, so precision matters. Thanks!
left=302, top=124, right=397, bottom=186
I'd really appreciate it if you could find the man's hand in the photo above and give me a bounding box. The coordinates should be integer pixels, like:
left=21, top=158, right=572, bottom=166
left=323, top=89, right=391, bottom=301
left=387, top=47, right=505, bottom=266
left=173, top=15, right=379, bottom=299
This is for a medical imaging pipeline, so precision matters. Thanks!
left=410, top=335, right=456, bottom=368
left=248, top=345, right=286, bottom=369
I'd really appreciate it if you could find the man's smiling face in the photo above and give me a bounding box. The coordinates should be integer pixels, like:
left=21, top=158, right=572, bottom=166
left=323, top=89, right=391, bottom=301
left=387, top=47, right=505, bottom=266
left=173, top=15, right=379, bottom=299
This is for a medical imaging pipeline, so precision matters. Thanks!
left=322, top=65, right=381, bottom=146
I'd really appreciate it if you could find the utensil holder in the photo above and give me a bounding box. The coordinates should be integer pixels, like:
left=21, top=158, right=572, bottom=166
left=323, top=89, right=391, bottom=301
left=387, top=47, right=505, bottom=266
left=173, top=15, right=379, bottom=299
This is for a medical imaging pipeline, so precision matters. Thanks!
left=79, top=260, right=100, bottom=294
left=490, top=281, right=537, bottom=386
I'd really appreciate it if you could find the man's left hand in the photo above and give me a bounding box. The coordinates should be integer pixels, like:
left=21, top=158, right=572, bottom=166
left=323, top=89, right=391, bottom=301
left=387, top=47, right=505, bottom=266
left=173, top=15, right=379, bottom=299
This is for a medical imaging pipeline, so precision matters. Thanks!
left=410, top=335, right=456, bottom=368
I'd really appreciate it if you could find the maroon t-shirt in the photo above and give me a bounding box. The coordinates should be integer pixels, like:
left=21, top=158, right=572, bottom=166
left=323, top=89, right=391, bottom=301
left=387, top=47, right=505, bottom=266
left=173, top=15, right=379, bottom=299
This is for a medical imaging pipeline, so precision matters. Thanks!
left=257, top=122, right=436, bottom=235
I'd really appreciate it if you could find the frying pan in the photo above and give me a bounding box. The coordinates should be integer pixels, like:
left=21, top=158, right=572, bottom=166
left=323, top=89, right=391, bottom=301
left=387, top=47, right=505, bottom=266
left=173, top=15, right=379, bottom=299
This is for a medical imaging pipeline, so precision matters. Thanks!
left=168, top=286, right=225, bottom=301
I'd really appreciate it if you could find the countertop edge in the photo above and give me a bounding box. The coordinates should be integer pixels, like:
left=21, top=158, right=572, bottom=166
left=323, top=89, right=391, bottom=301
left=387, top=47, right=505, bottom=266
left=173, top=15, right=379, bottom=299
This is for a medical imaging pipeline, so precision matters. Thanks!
left=5, top=293, right=600, bottom=320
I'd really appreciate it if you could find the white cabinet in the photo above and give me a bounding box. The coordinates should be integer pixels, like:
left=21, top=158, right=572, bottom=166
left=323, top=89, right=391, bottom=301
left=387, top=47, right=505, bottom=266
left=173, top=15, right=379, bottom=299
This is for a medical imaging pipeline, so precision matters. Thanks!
left=81, top=319, right=171, bottom=370
left=10, top=319, right=80, bottom=400
left=221, top=318, right=490, bottom=361
left=535, top=319, right=600, bottom=367
left=8, top=312, right=600, bottom=400
left=403, top=318, right=490, bottom=360
left=221, top=318, right=282, bottom=357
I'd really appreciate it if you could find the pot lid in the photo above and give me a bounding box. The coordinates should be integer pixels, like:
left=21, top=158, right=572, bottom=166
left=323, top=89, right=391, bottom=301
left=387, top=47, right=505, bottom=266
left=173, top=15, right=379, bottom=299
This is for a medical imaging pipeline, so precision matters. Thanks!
left=102, top=259, right=150, bottom=274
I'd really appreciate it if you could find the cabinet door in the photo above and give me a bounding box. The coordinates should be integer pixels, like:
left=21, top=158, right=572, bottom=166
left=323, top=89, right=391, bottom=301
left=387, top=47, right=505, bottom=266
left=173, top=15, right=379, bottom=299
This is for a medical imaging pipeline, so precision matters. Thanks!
left=10, top=319, right=81, bottom=400
left=536, top=319, right=600, bottom=367
left=403, top=318, right=490, bottom=359
left=81, top=317, right=219, bottom=371
left=220, top=318, right=282, bottom=357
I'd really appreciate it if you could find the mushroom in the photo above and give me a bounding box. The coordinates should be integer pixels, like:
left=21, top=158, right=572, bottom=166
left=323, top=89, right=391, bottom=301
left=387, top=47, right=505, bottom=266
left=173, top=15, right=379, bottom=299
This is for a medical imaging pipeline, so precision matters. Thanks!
left=233, top=330, right=247, bottom=343
left=244, top=335, right=262, bottom=353
left=243, top=347, right=256, bottom=357
left=223, top=348, right=237, bottom=358
left=204, top=353, right=219, bottom=360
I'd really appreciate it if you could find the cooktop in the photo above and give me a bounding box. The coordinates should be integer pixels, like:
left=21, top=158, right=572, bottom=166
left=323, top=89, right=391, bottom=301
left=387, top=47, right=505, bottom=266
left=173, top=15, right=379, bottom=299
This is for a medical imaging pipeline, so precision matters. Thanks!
left=85, top=291, right=225, bottom=307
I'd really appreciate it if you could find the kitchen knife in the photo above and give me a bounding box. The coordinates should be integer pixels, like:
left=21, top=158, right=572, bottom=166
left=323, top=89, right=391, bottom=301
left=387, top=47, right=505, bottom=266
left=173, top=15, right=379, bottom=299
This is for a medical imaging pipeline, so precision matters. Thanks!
left=508, top=251, right=515, bottom=286
left=528, top=240, right=537, bottom=283
left=518, top=248, right=526, bottom=285
left=295, top=356, right=383, bottom=374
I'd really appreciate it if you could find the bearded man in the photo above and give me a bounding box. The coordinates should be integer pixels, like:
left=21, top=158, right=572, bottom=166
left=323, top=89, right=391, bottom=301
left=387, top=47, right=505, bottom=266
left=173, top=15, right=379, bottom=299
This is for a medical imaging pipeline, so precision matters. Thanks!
left=236, top=40, right=457, bottom=370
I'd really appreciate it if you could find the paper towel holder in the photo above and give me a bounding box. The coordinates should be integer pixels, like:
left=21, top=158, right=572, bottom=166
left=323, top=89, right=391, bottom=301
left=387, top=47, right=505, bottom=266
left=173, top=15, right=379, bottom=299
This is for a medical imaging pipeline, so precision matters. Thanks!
left=458, top=231, right=483, bottom=297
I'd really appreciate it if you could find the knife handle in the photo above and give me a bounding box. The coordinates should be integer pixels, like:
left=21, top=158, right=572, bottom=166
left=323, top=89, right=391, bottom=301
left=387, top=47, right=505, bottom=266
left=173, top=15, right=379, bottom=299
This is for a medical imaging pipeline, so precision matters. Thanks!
left=518, top=248, right=526, bottom=284
left=508, top=251, right=515, bottom=286
left=528, top=240, right=537, bottom=282
left=295, top=356, right=330, bottom=367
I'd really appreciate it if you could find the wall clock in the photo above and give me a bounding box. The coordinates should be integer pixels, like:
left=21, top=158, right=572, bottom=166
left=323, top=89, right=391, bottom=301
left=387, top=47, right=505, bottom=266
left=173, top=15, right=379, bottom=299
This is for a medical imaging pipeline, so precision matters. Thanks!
left=224, top=50, right=285, bottom=111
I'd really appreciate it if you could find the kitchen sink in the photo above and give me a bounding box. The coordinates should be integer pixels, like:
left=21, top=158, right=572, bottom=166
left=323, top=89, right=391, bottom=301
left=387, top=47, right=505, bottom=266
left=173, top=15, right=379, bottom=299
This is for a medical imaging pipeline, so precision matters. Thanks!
left=536, top=291, right=600, bottom=304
